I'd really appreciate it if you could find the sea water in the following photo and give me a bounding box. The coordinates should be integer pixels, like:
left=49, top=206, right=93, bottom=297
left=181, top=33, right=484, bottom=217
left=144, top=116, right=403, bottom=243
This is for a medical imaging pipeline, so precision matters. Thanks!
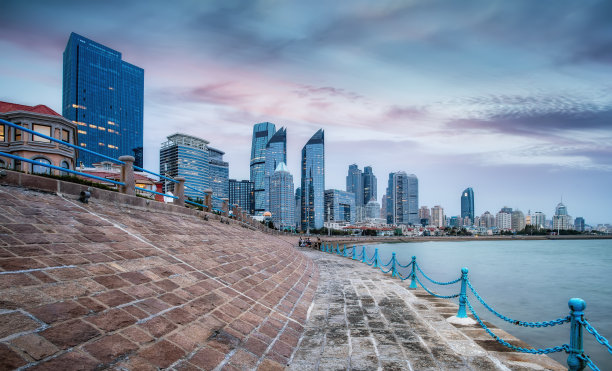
left=366, top=239, right=612, bottom=369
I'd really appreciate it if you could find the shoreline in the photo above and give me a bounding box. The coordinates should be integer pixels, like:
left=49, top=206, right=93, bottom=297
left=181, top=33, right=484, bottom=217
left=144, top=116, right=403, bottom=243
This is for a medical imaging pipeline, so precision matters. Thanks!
left=320, top=234, right=612, bottom=246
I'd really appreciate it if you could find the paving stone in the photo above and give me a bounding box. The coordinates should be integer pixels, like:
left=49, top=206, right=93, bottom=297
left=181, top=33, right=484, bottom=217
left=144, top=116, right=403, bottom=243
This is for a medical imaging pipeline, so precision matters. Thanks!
left=84, top=333, right=138, bottom=364
left=10, top=333, right=59, bottom=360
left=0, top=311, right=41, bottom=339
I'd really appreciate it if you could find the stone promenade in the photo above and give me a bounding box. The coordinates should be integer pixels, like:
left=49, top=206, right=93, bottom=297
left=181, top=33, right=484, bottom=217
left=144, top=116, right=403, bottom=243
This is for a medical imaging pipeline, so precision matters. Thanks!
left=289, top=248, right=565, bottom=371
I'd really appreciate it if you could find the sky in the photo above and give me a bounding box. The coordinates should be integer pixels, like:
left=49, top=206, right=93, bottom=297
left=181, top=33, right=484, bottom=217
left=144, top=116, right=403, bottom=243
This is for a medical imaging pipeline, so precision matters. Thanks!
left=1, top=0, right=611, bottom=224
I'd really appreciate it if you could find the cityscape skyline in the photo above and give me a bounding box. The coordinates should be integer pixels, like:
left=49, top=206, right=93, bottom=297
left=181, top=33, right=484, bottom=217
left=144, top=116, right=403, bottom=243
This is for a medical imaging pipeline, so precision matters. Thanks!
left=1, top=1, right=611, bottom=224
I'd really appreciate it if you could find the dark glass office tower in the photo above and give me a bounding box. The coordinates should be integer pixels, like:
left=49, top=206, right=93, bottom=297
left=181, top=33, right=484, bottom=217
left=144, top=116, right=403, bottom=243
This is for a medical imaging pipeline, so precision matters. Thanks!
left=209, top=147, right=229, bottom=206
left=63, top=33, right=144, bottom=167
left=386, top=171, right=419, bottom=225
left=250, top=122, right=276, bottom=215
left=301, top=129, right=325, bottom=231
left=159, top=134, right=209, bottom=199
left=346, top=164, right=363, bottom=207
left=264, top=127, right=286, bottom=212
left=362, top=166, right=377, bottom=203
left=460, top=187, right=475, bottom=224
left=229, top=179, right=255, bottom=215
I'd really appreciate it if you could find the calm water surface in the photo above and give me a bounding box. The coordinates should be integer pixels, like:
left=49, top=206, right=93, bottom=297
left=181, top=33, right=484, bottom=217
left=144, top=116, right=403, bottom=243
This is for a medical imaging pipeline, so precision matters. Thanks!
left=366, top=239, right=612, bottom=369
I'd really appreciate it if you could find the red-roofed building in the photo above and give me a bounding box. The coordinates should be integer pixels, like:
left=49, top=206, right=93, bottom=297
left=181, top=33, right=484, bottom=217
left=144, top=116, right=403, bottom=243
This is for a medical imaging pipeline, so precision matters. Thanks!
left=0, top=100, right=77, bottom=174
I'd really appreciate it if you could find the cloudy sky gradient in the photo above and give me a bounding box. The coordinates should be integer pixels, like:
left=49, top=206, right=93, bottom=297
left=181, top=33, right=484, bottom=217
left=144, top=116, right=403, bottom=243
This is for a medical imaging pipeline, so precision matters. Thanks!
left=1, top=0, right=611, bottom=224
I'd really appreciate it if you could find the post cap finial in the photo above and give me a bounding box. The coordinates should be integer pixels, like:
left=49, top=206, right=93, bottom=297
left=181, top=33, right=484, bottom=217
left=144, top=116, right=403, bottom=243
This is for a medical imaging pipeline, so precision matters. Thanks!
left=568, top=298, right=586, bottom=312
left=412, top=255, right=416, bottom=259
left=461, top=267, right=469, bottom=274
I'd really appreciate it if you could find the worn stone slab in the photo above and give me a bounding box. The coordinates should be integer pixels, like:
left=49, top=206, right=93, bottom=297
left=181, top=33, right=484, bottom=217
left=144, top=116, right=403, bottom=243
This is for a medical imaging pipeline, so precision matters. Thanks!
left=288, top=247, right=565, bottom=371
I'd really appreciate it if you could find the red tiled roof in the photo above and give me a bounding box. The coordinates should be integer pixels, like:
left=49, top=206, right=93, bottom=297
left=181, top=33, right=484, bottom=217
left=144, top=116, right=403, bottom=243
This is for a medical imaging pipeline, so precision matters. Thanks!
left=0, top=101, right=62, bottom=117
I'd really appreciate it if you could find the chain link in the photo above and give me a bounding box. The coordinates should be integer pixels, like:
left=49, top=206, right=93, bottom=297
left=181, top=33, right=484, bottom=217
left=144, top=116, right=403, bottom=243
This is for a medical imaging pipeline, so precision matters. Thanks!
left=467, top=299, right=569, bottom=354
left=466, top=279, right=571, bottom=328
left=379, top=256, right=394, bottom=267
left=415, top=262, right=461, bottom=286
left=395, top=259, right=412, bottom=268
left=577, top=353, right=601, bottom=371
left=579, top=318, right=612, bottom=355
left=414, top=274, right=459, bottom=299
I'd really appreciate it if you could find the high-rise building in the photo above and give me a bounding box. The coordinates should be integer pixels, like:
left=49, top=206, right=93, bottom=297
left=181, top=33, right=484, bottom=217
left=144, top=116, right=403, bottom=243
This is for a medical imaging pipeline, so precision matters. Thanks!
left=496, top=209, right=512, bottom=231
left=160, top=134, right=209, bottom=199
left=250, top=122, right=276, bottom=215
left=263, top=127, right=286, bottom=213
left=270, top=162, right=294, bottom=230
left=301, top=129, right=325, bottom=231
left=208, top=147, right=229, bottom=207
left=553, top=202, right=573, bottom=231
left=295, top=187, right=301, bottom=228
left=431, top=205, right=445, bottom=228
left=574, top=217, right=585, bottom=232
left=385, top=172, right=418, bottom=225
left=362, top=166, right=377, bottom=204
left=479, top=211, right=495, bottom=228
left=324, top=189, right=356, bottom=224
left=229, top=179, right=254, bottom=215
left=63, top=33, right=144, bottom=167
left=346, top=164, right=363, bottom=206
left=511, top=210, right=525, bottom=231
left=533, top=212, right=546, bottom=229
left=461, top=187, right=474, bottom=226
left=364, top=200, right=381, bottom=220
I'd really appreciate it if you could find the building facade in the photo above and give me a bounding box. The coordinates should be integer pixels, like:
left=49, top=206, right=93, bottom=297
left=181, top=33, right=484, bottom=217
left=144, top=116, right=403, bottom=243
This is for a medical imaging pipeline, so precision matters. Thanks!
left=511, top=210, right=525, bottom=231
left=208, top=146, right=229, bottom=206
left=160, top=134, right=209, bottom=199
left=385, top=172, right=418, bottom=225
left=365, top=200, right=381, bottom=220
left=301, top=129, right=325, bottom=231
left=362, top=166, right=377, bottom=204
left=264, top=127, right=286, bottom=213
left=346, top=164, right=363, bottom=207
left=533, top=212, right=546, bottom=229
left=324, top=189, right=356, bottom=224
left=461, top=187, right=474, bottom=226
left=479, top=211, right=495, bottom=228
left=552, top=202, right=573, bottom=231
left=250, top=122, right=276, bottom=215
left=574, top=217, right=585, bottom=232
left=269, top=162, right=294, bottom=230
left=496, top=209, right=512, bottom=231
left=229, top=179, right=255, bottom=215
left=0, top=101, right=77, bottom=174
left=430, top=205, right=445, bottom=228
left=63, top=33, right=144, bottom=167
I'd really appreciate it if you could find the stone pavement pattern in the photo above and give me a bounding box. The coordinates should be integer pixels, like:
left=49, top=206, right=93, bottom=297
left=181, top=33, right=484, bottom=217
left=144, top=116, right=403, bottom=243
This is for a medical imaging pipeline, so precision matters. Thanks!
left=289, top=248, right=565, bottom=371
left=0, top=185, right=318, bottom=370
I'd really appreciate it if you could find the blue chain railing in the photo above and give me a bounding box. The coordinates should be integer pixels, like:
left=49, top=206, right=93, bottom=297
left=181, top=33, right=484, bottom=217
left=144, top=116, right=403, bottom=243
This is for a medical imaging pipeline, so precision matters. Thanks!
left=312, top=242, right=610, bottom=370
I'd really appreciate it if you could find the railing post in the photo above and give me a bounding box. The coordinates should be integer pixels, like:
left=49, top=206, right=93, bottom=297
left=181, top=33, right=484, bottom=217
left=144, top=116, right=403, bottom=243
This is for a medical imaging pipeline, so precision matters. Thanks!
left=456, top=267, right=469, bottom=318
left=409, top=256, right=417, bottom=289
left=352, top=245, right=356, bottom=260
left=343, top=244, right=347, bottom=257
left=173, top=176, right=186, bottom=206
left=374, top=248, right=379, bottom=267
left=222, top=198, right=229, bottom=216
left=203, top=189, right=212, bottom=211
left=567, top=298, right=586, bottom=371
left=336, top=243, right=339, bottom=254
left=391, top=252, right=397, bottom=277
left=118, top=155, right=135, bottom=195
left=361, top=246, right=367, bottom=263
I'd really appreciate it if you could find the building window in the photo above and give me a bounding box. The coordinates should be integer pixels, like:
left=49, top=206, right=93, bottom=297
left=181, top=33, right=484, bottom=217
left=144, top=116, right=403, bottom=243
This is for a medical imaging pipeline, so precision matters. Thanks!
left=0, top=125, right=4, bottom=141
left=32, top=124, right=51, bottom=143
left=62, top=129, right=70, bottom=143
left=0, top=159, right=5, bottom=168
left=32, top=157, right=51, bottom=174
left=60, top=160, right=70, bottom=176
left=14, top=123, right=22, bottom=141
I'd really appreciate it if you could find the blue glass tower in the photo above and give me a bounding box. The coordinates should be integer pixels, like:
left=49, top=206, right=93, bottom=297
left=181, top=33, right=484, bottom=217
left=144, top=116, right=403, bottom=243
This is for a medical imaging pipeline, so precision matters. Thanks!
left=324, top=189, right=356, bottom=224
left=460, top=187, right=475, bottom=224
left=209, top=147, right=229, bottom=206
left=63, top=33, right=144, bottom=167
left=159, top=134, right=209, bottom=199
left=264, top=127, right=286, bottom=212
left=301, top=129, right=325, bottom=231
left=250, top=122, right=276, bottom=215
left=346, top=164, right=363, bottom=207
left=362, top=166, right=377, bottom=204
left=270, top=162, right=295, bottom=230
left=386, top=171, right=418, bottom=225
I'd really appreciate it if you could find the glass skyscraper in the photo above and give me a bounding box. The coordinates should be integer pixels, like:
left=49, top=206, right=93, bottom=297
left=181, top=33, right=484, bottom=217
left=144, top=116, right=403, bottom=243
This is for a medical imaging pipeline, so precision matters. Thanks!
left=264, top=127, right=286, bottom=213
left=270, top=162, right=295, bottom=230
left=301, top=129, right=325, bottom=231
left=324, top=189, right=356, bottom=224
left=229, top=179, right=255, bottom=215
left=386, top=171, right=419, bottom=225
left=362, top=166, right=377, bottom=204
left=346, top=164, right=363, bottom=207
left=250, top=122, right=276, bottom=215
left=159, top=134, right=209, bottom=199
left=63, top=32, right=144, bottom=167
left=208, top=147, right=229, bottom=207
left=460, top=187, right=475, bottom=225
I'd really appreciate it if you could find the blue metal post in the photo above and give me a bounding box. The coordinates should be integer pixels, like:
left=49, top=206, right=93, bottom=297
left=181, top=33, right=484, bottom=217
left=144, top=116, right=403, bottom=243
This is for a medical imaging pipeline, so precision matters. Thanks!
left=361, top=246, right=367, bottom=263
left=336, top=243, right=339, bottom=254
left=322, top=243, right=326, bottom=252
left=456, top=267, right=469, bottom=318
left=374, top=248, right=379, bottom=267
left=567, top=298, right=586, bottom=371
left=409, top=256, right=417, bottom=289
left=343, top=244, right=347, bottom=257
left=352, top=245, right=356, bottom=260
left=391, top=253, right=397, bottom=277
